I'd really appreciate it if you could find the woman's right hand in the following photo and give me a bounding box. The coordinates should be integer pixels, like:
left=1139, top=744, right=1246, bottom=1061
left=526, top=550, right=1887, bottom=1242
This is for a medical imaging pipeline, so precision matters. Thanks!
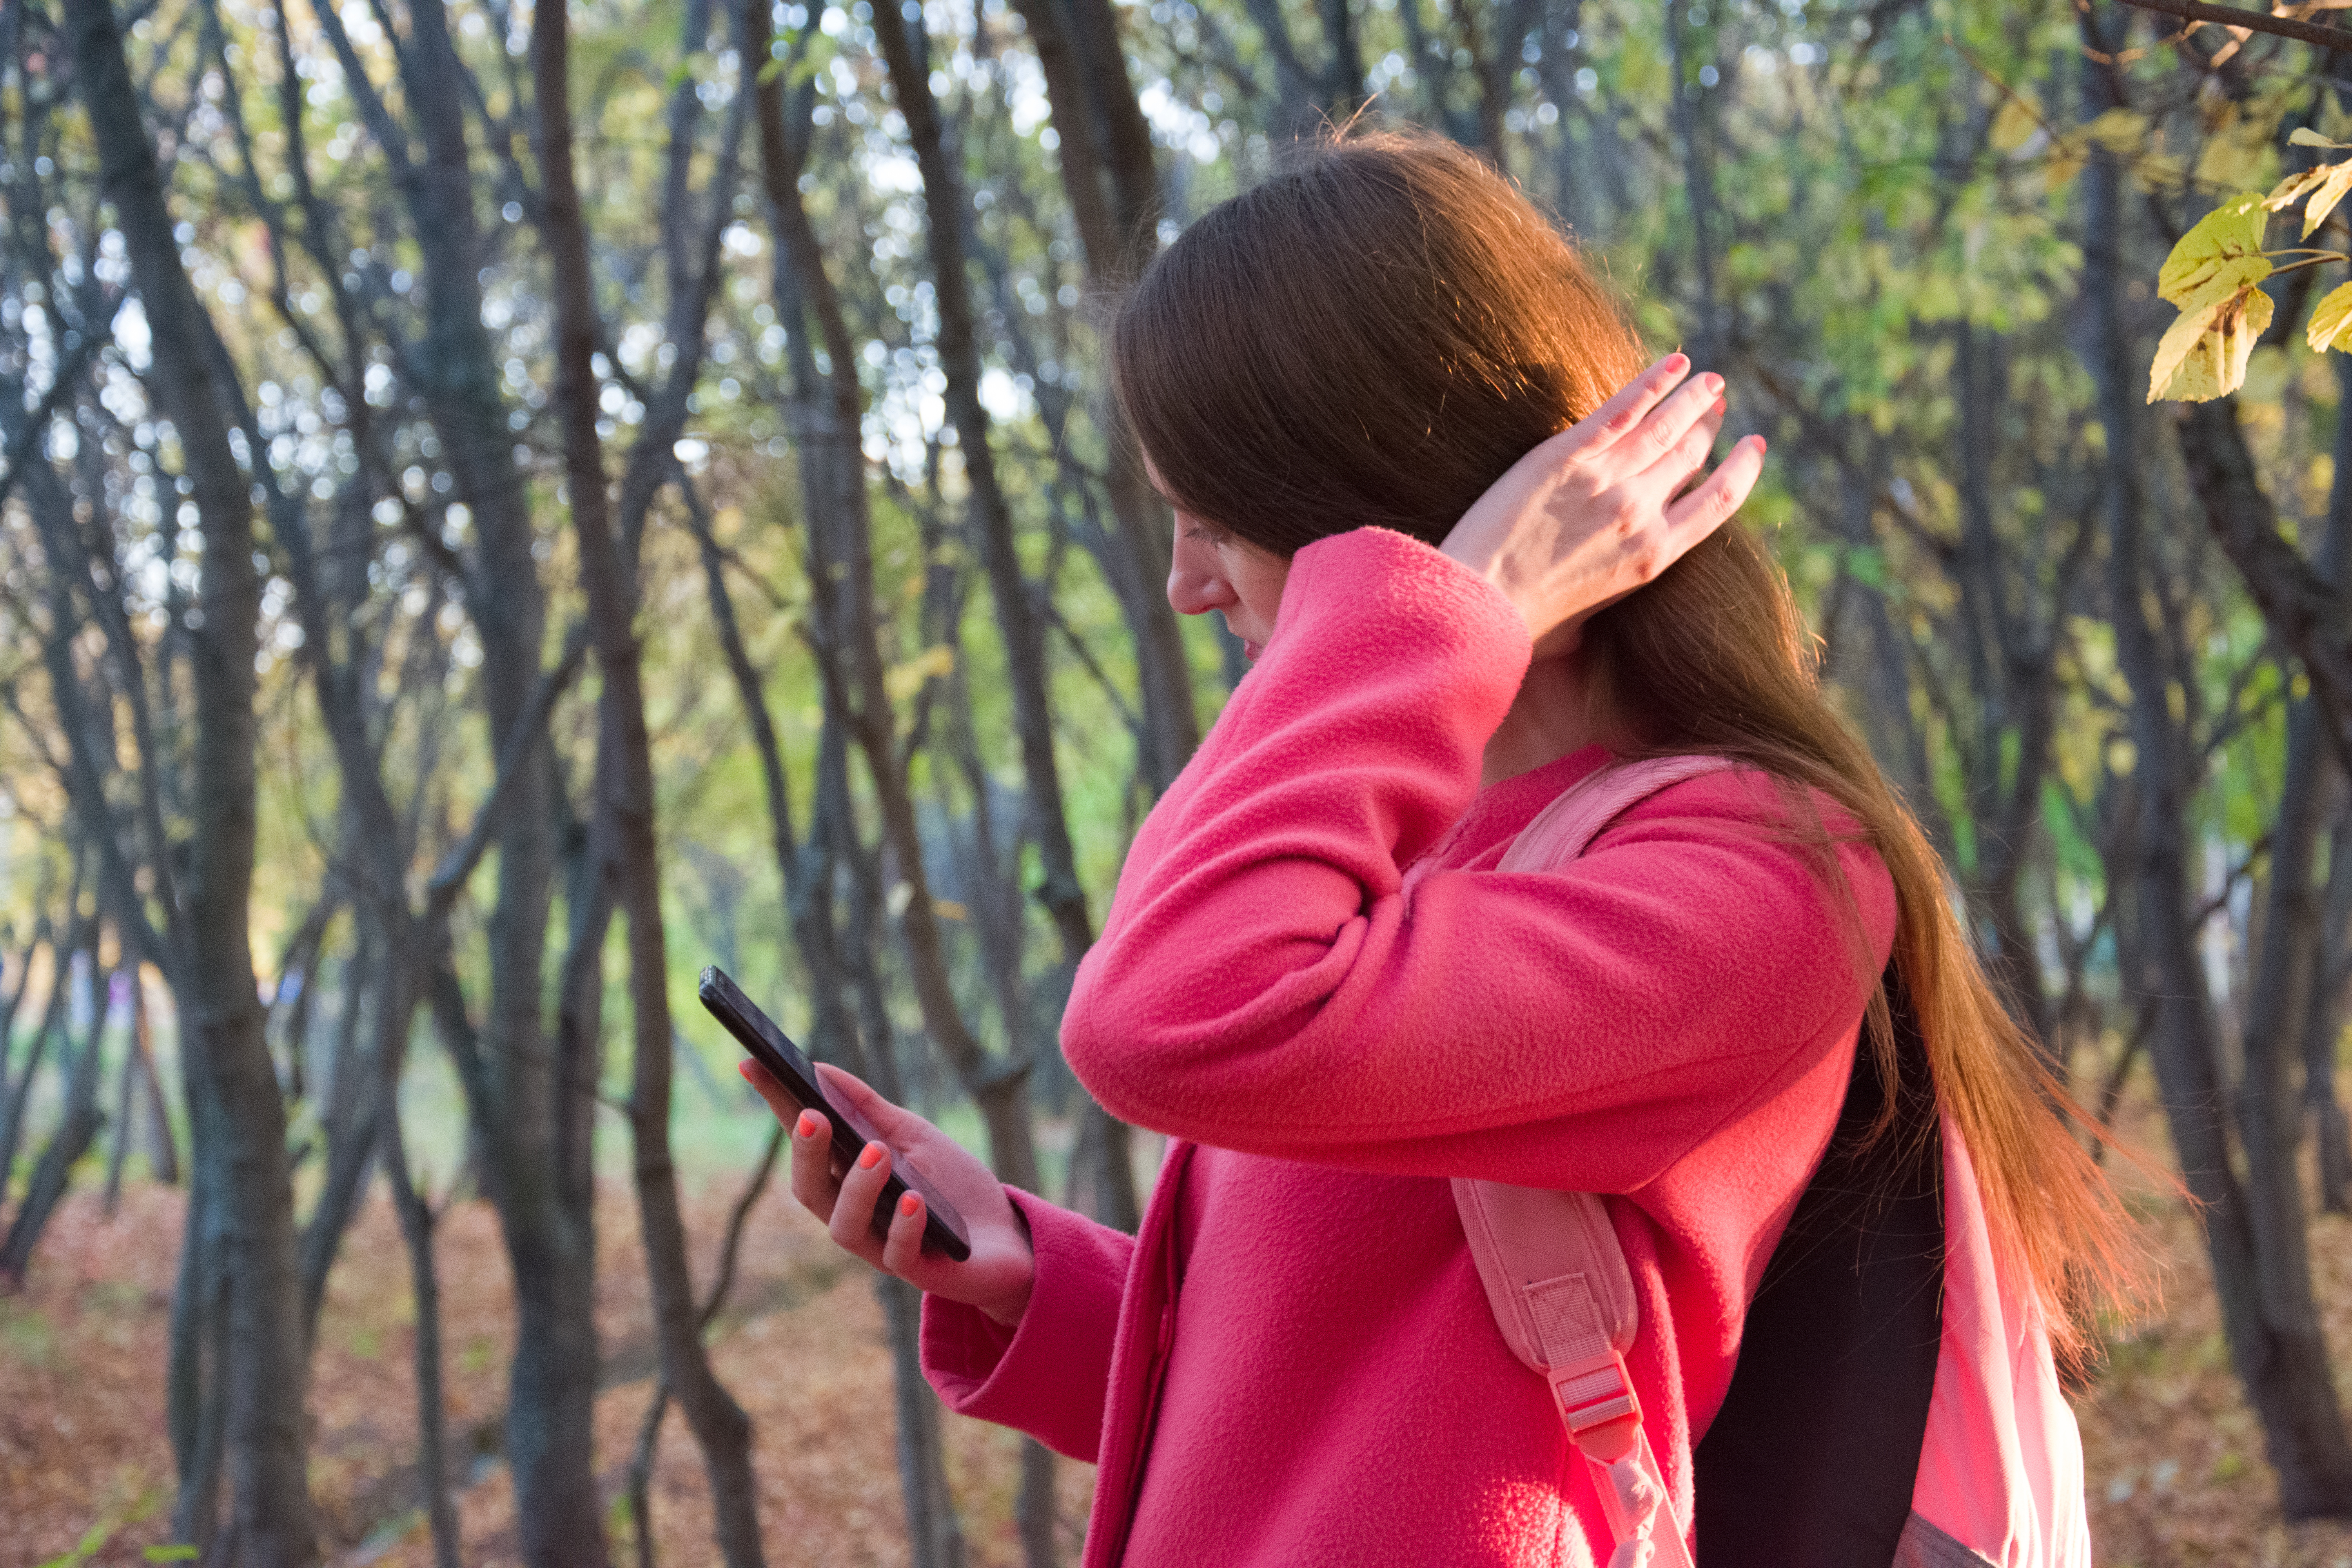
left=741, top=1059, right=1036, bottom=1328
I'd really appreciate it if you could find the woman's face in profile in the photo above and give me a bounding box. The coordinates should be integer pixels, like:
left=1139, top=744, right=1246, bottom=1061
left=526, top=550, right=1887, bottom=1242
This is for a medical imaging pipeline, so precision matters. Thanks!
left=1150, top=458, right=1291, bottom=662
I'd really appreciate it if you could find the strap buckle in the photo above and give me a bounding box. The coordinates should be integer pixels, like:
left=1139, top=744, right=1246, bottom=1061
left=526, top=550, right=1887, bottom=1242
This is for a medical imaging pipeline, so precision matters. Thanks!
left=1549, top=1352, right=1643, bottom=1466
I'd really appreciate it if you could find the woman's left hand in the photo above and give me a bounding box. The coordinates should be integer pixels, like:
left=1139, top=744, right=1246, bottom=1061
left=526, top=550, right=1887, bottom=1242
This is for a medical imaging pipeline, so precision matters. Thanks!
left=1439, top=353, right=1765, bottom=654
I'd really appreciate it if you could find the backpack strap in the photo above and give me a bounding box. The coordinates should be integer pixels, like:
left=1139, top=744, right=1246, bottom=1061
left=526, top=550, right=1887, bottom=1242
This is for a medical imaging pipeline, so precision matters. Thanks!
left=1454, top=755, right=1732, bottom=1568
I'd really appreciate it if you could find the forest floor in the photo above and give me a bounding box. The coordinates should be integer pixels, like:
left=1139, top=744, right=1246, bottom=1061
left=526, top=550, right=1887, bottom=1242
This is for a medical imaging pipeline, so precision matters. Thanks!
left=8, top=1148, right=2352, bottom=1566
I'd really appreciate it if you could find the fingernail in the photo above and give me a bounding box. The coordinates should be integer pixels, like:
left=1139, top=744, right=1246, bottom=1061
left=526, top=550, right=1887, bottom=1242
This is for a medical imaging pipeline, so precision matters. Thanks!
left=1702, top=373, right=1724, bottom=397
left=795, top=1111, right=820, bottom=1138
left=899, top=1193, right=922, bottom=1218
left=858, top=1142, right=886, bottom=1171
left=1754, top=436, right=1768, bottom=454
left=1665, top=352, right=1689, bottom=374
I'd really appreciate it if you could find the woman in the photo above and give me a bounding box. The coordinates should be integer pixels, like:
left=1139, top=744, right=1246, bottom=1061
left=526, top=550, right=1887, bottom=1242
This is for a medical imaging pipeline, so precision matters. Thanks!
left=742, top=132, right=2133, bottom=1565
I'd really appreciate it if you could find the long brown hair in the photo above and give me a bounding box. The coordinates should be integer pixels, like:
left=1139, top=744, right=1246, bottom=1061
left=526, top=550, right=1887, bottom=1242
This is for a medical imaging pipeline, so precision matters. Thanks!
left=1111, top=129, right=2141, bottom=1358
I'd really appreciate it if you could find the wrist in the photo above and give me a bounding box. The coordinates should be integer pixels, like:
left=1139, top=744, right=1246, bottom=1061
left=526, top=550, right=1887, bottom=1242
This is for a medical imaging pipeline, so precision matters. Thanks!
left=976, top=1188, right=1037, bottom=1328
left=978, top=1281, right=1032, bottom=1330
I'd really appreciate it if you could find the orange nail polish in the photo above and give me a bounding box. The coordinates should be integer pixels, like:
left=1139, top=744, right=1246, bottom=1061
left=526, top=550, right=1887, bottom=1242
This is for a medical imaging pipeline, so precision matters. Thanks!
left=858, top=1142, right=886, bottom=1171
left=796, top=1111, right=820, bottom=1138
left=899, top=1193, right=922, bottom=1218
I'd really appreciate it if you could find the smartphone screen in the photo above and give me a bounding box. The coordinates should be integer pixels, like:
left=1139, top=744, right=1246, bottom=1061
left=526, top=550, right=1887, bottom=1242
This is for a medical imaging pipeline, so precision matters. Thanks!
left=697, top=966, right=973, bottom=1262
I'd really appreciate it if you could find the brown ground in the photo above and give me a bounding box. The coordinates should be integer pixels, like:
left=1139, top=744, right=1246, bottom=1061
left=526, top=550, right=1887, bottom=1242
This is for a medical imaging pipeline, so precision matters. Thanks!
left=0, top=1178, right=1089, bottom=1568
left=6, top=1158, right=2352, bottom=1566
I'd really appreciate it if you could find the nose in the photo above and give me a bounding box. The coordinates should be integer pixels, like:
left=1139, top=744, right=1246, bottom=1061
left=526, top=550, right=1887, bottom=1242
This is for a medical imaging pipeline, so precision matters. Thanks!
left=1167, top=530, right=1235, bottom=618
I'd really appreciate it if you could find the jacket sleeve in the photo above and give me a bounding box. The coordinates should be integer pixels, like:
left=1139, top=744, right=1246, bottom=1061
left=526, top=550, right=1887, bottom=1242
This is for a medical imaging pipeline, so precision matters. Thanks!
left=920, top=1188, right=1131, bottom=1462
left=1060, top=526, right=1896, bottom=1195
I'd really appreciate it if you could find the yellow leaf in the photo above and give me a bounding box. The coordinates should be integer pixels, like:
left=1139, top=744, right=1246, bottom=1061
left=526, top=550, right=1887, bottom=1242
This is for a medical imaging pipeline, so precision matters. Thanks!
left=931, top=898, right=969, bottom=921
left=2267, top=167, right=2326, bottom=211
left=2196, top=114, right=2272, bottom=191
left=2302, top=158, right=2352, bottom=238
left=2149, top=281, right=2275, bottom=403
left=2045, top=139, right=2086, bottom=195
left=882, top=643, right=956, bottom=701
left=2310, top=281, right=2352, bottom=352
left=2156, top=193, right=2270, bottom=304
left=2087, top=107, right=2150, bottom=153
left=1991, top=95, right=2043, bottom=154
left=2292, top=127, right=2352, bottom=150
left=2150, top=287, right=2234, bottom=400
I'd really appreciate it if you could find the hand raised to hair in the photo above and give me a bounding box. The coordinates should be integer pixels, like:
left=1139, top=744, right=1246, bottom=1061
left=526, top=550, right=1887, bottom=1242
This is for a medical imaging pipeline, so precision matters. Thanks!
left=1440, top=354, right=1765, bottom=655
left=741, top=1058, right=1036, bottom=1327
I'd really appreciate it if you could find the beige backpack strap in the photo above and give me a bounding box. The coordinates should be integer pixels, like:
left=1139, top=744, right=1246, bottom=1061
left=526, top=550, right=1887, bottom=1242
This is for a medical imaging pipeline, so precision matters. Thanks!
left=1456, top=755, right=1733, bottom=1568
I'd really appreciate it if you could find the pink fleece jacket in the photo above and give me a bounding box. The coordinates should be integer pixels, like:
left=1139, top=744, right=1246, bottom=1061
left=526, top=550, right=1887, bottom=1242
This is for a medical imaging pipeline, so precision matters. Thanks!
left=921, top=527, right=1897, bottom=1566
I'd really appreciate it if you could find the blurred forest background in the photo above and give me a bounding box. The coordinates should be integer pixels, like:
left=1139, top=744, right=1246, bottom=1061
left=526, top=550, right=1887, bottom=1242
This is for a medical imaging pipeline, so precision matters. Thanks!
left=5, top=0, right=2352, bottom=1558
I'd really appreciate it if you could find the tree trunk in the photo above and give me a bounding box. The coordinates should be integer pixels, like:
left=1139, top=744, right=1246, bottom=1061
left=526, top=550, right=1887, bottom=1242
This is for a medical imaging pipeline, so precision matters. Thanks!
left=170, top=1189, right=232, bottom=1556
left=1006, top=0, right=1198, bottom=806
left=532, top=3, right=767, bottom=1559
left=376, top=951, right=463, bottom=1568
left=834, top=745, right=970, bottom=1568
left=105, top=974, right=142, bottom=1214
left=0, top=926, right=41, bottom=1067
left=325, top=3, right=601, bottom=1552
left=0, top=918, right=74, bottom=1198
left=2079, top=22, right=2352, bottom=1511
left=2309, top=787, right=2352, bottom=1214
left=744, top=16, right=969, bottom=1561
left=0, top=946, right=117, bottom=1282
left=855, top=15, right=1069, bottom=1559
left=1239, top=0, right=1329, bottom=142
left=684, top=493, right=861, bottom=1069
left=67, top=0, right=318, bottom=1554
left=136, top=971, right=181, bottom=1185
left=297, top=923, right=382, bottom=1348
left=1664, top=0, right=1724, bottom=368
left=876, top=0, right=1137, bottom=1237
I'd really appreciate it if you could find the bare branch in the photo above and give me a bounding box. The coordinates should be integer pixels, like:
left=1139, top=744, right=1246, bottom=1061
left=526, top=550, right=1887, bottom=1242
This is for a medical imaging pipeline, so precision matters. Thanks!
left=422, top=621, right=591, bottom=915
left=2115, top=0, right=2352, bottom=50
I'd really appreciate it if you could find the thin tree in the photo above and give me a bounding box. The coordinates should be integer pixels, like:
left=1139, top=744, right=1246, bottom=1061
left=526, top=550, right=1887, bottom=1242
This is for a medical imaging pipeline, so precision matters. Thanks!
left=742, top=5, right=968, bottom=1556
left=64, top=0, right=319, bottom=1555
left=532, top=0, right=768, bottom=1556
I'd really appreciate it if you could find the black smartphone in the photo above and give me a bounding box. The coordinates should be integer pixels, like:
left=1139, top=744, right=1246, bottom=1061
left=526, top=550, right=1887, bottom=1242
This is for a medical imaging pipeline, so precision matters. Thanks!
left=698, top=965, right=973, bottom=1262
